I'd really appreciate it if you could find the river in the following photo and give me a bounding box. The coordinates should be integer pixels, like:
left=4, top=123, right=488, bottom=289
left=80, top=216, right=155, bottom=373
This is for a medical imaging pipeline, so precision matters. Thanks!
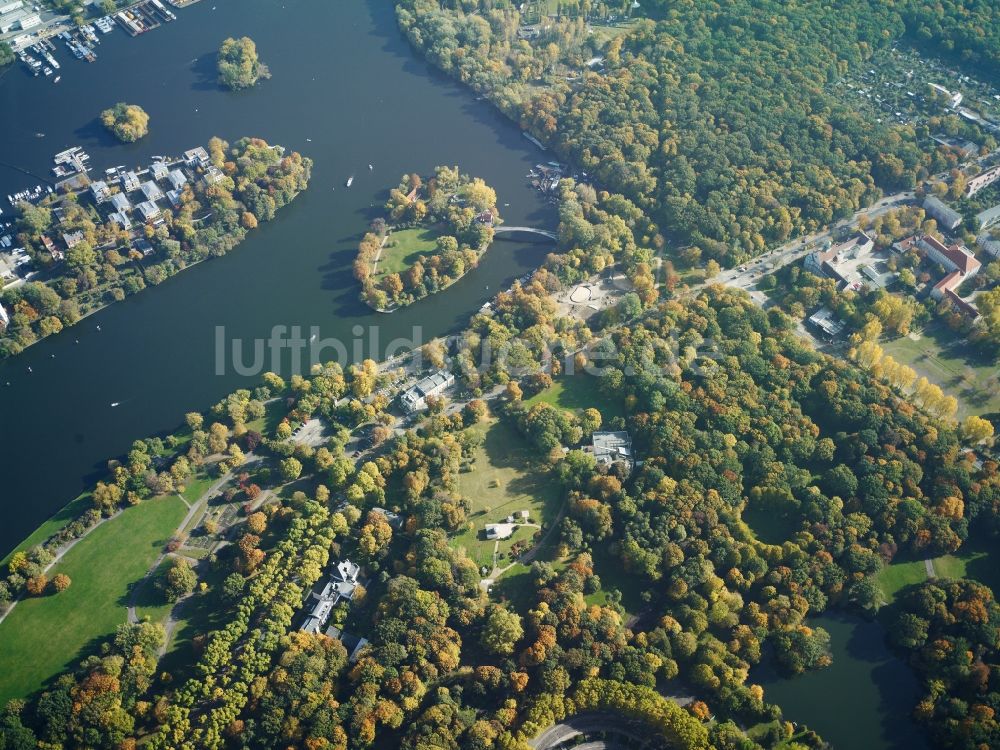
left=0, top=0, right=557, bottom=557
left=754, top=612, right=928, bottom=750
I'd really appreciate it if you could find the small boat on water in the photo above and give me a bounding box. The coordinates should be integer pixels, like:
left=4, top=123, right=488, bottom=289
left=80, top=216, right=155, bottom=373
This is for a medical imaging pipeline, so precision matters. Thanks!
left=368, top=164, right=373, bottom=170
left=110, top=402, right=120, bottom=408
left=346, top=175, right=354, bottom=187
left=53, top=76, right=60, bottom=83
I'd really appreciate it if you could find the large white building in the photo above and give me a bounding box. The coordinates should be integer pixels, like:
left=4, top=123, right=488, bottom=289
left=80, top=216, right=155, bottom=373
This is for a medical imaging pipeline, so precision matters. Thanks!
left=803, top=231, right=875, bottom=286
left=300, top=559, right=362, bottom=635
left=400, top=370, right=455, bottom=412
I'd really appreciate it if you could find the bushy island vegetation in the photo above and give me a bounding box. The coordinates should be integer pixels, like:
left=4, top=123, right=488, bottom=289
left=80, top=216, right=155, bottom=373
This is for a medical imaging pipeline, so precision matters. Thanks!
left=99, top=102, right=149, bottom=143
left=354, top=166, right=501, bottom=310
left=0, top=137, right=311, bottom=357
left=394, top=0, right=1000, bottom=267
left=217, top=36, right=270, bottom=91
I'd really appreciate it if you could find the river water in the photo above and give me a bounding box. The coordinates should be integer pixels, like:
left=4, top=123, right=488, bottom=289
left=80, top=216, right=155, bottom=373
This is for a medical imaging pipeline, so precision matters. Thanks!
left=0, top=0, right=557, bottom=556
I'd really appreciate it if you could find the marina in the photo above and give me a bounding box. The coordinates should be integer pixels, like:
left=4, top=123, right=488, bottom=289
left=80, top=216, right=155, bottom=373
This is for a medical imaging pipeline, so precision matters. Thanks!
left=6, top=0, right=186, bottom=84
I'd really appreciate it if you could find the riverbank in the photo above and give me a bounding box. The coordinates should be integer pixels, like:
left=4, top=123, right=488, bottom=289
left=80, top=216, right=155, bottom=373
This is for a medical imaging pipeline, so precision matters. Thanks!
left=0, top=0, right=557, bottom=561
left=1, top=137, right=311, bottom=359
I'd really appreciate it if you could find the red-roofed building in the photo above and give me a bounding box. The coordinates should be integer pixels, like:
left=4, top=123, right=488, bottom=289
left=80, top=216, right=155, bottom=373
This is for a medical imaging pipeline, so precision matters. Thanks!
left=918, top=235, right=981, bottom=277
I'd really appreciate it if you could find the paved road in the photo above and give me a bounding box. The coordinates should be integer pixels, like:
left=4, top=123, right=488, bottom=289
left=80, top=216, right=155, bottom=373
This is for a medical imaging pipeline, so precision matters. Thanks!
left=530, top=712, right=668, bottom=750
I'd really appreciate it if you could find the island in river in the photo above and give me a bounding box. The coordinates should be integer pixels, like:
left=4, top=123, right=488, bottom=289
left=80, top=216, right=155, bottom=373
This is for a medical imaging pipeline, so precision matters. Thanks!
left=0, top=137, right=311, bottom=358
left=353, top=166, right=500, bottom=311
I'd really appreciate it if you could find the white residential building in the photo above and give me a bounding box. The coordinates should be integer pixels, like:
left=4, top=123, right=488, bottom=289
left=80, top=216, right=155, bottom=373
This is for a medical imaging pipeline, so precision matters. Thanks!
left=90, top=181, right=111, bottom=203
left=140, top=180, right=164, bottom=202
left=400, top=370, right=455, bottom=412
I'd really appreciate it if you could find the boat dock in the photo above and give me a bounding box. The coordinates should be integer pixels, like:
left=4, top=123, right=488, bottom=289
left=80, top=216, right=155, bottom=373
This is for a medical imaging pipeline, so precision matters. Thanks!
left=52, top=147, right=91, bottom=179
left=115, top=0, right=175, bottom=36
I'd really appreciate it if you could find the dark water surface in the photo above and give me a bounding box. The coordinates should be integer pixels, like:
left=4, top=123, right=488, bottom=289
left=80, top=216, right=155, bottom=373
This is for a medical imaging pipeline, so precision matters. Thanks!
left=0, top=0, right=555, bottom=556
left=754, top=612, right=928, bottom=750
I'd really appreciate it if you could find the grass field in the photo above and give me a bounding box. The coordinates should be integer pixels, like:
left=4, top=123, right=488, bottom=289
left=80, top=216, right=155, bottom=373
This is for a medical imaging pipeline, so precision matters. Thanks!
left=525, top=373, right=625, bottom=423
left=180, top=472, right=215, bottom=505
left=246, top=399, right=287, bottom=436
left=878, top=538, right=1000, bottom=605
left=0, top=495, right=186, bottom=705
left=373, top=227, right=439, bottom=282
left=882, top=325, right=1000, bottom=418
left=0, top=492, right=92, bottom=569
left=877, top=558, right=929, bottom=603
left=133, top=557, right=175, bottom=626
left=452, top=420, right=562, bottom=572
left=934, top=539, right=1000, bottom=597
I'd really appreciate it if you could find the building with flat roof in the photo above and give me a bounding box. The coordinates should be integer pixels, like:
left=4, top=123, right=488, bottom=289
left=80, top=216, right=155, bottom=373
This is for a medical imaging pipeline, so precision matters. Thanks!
left=966, top=165, right=1000, bottom=199
left=140, top=180, right=164, bottom=202
left=168, top=169, right=187, bottom=190
left=592, top=431, right=633, bottom=468
left=978, top=235, right=1000, bottom=259
left=975, top=204, right=1000, bottom=231
left=184, top=146, right=210, bottom=167
left=110, top=192, right=131, bottom=213
left=151, top=162, right=169, bottom=181
left=808, top=306, right=847, bottom=337
left=90, top=181, right=111, bottom=203
left=923, top=196, right=963, bottom=231
left=485, top=523, right=515, bottom=540
left=109, top=211, right=132, bottom=230
left=137, top=201, right=161, bottom=222
left=203, top=165, right=225, bottom=185
left=122, top=171, right=141, bottom=192
left=400, top=370, right=456, bottom=412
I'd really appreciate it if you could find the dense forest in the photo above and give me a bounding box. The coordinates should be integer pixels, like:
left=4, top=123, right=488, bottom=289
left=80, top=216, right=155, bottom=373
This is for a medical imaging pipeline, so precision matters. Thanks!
left=395, top=0, right=1000, bottom=265
left=3, top=273, right=998, bottom=748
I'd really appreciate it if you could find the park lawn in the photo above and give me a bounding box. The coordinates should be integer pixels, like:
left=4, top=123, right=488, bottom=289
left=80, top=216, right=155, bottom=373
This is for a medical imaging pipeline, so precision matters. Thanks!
left=878, top=558, right=930, bottom=603
left=525, top=373, right=625, bottom=423
left=934, top=539, right=1000, bottom=597
left=373, top=226, right=439, bottom=282
left=452, top=420, right=561, bottom=573
left=0, top=495, right=186, bottom=705
left=246, top=398, right=287, bottom=436
left=882, top=325, right=1000, bottom=419
left=133, top=557, right=175, bottom=626
left=0, top=492, right=92, bottom=569
left=180, top=472, right=215, bottom=505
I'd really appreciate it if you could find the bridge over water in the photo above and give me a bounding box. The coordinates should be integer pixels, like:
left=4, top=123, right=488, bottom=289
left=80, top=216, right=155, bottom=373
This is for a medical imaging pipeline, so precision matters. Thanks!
left=493, top=225, right=558, bottom=241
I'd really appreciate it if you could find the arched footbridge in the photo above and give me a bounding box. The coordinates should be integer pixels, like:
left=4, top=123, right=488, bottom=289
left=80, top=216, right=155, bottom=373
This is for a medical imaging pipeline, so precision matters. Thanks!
left=493, top=226, right=558, bottom=241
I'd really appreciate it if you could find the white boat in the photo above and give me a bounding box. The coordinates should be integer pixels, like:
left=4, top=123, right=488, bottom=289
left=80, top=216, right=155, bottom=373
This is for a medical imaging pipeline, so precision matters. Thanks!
left=53, top=75, right=60, bottom=84
left=368, top=164, right=373, bottom=170
left=346, top=175, right=354, bottom=187
left=110, top=402, right=120, bottom=407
